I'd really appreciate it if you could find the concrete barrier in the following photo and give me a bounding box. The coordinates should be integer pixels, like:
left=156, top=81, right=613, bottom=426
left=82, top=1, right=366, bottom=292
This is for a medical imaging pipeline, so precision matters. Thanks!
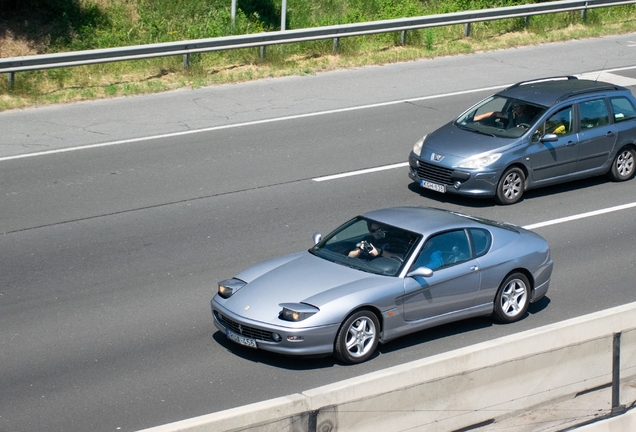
left=141, top=302, right=636, bottom=432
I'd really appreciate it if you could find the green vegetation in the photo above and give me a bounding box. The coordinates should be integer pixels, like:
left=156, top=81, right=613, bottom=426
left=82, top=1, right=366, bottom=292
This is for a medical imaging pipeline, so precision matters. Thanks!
left=1, top=0, right=635, bottom=111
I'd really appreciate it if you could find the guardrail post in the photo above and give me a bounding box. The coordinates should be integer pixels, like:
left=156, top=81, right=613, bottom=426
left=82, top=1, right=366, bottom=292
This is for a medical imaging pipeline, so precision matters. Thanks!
left=464, top=23, right=471, bottom=37
left=333, top=37, right=340, bottom=53
left=525, top=16, right=530, bottom=28
left=8, top=72, right=14, bottom=89
left=183, top=54, right=190, bottom=69
left=260, top=46, right=266, bottom=59
left=400, top=30, right=406, bottom=45
left=611, top=332, right=626, bottom=416
left=581, top=2, right=588, bottom=22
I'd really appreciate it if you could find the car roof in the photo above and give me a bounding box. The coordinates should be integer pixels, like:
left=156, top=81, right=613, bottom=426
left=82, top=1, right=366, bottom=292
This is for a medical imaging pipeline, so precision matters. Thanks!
left=496, top=76, right=626, bottom=107
left=362, top=206, right=491, bottom=235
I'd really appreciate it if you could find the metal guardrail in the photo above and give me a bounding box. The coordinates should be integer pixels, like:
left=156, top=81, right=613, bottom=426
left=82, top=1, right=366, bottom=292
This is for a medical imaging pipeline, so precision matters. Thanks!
left=1, top=0, right=635, bottom=81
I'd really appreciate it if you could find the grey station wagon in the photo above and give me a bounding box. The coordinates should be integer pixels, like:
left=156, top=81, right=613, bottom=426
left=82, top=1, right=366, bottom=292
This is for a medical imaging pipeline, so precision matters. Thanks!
left=408, top=76, right=636, bottom=204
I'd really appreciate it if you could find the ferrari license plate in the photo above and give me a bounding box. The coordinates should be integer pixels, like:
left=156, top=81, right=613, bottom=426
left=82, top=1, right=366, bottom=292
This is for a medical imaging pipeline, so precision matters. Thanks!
left=226, top=329, right=257, bottom=348
left=421, top=180, right=446, bottom=193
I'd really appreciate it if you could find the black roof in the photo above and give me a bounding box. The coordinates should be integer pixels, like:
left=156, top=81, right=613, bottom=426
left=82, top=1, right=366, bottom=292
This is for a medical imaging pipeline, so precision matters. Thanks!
left=497, top=76, right=626, bottom=107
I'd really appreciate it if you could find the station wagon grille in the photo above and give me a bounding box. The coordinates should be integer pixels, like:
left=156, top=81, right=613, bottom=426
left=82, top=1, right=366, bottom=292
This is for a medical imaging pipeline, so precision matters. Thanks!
left=417, top=161, right=454, bottom=186
left=217, top=312, right=274, bottom=342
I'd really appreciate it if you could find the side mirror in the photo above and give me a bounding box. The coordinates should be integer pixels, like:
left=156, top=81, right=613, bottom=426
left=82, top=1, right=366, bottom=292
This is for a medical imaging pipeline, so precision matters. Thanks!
left=407, top=267, right=433, bottom=278
left=540, top=133, right=558, bottom=143
left=312, top=232, right=322, bottom=245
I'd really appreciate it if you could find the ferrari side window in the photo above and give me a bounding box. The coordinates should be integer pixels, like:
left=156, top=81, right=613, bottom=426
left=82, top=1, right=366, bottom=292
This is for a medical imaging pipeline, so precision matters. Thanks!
left=468, top=229, right=492, bottom=257
left=413, top=230, right=470, bottom=270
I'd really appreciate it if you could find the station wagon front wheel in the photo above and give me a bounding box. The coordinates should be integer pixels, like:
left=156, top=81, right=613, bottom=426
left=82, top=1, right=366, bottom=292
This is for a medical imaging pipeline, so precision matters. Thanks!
left=495, top=167, right=525, bottom=205
left=609, top=147, right=636, bottom=182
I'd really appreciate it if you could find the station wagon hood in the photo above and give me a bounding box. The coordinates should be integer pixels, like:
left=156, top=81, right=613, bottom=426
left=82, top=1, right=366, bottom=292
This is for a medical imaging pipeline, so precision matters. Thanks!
left=423, top=122, right=513, bottom=159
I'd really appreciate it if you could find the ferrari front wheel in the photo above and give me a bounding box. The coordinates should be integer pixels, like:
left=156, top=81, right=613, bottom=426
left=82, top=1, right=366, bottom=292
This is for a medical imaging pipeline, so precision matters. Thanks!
left=334, top=310, right=380, bottom=364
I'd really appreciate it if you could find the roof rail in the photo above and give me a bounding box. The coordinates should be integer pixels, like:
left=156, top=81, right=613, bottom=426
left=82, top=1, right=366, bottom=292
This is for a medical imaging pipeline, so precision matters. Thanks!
left=557, top=85, right=623, bottom=103
left=505, top=75, right=578, bottom=90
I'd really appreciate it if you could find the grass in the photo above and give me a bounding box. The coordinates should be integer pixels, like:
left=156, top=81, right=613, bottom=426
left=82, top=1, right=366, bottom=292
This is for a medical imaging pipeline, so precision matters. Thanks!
left=1, top=0, right=635, bottom=111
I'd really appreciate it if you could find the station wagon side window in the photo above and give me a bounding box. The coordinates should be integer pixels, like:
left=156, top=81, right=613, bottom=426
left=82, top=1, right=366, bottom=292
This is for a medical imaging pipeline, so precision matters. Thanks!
left=411, top=230, right=471, bottom=271
left=578, top=99, right=610, bottom=130
left=610, top=96, right=636, bottom=123
left=532, top=106, right=573, bottom=142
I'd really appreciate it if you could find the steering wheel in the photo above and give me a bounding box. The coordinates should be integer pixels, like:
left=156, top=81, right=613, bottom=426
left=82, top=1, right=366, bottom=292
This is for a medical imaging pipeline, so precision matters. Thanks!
left=389, top=255, right=403, bottom=264
left=517, top=123, right=531, bottom=130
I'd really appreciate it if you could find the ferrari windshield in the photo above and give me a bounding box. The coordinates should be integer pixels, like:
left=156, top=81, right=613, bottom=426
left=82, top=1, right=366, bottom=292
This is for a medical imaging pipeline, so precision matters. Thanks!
left=455, top=95, right=547, bottom=138
left=309, top=217, right=421, bottom=276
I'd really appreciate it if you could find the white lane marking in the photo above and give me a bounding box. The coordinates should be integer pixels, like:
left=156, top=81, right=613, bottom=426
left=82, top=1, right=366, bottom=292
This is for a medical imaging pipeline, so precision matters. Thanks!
left=313, top=162, right=409, bottom=181
left=577, top=71, right=636, bottom=87
left=3, top=66, right=636, bottom=164
left=0, top=85, right=510, bottom=163
left=523, top=202, right=636, bottom=230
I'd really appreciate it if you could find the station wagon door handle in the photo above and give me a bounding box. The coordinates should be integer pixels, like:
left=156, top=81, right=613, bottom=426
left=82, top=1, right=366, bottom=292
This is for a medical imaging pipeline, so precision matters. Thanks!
left=606, top=132, right=615, bottom=137
left=566, top=141, right=576, bottom=147
left=470, top=265, right=479, bottom=272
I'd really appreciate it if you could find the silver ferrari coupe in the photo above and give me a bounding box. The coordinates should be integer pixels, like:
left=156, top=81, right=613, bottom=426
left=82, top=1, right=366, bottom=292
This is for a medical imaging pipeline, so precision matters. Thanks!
left=211, top=206, right=553, bottom=364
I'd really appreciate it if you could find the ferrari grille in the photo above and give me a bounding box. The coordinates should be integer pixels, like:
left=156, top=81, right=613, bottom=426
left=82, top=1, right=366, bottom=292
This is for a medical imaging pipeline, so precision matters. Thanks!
left=417, top=161, right=454, bottom=186
left=217, top=312, right=274, bottom=342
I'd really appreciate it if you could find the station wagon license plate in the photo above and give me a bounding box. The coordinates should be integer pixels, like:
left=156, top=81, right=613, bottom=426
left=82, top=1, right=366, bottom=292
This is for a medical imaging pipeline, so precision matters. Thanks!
left=226, top=329, right=257, bottom=348
left=421, top=180, right=446, bottom=193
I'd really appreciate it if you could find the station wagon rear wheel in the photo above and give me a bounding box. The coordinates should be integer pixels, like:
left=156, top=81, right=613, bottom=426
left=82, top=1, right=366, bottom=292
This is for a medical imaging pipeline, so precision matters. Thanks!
left=493, top=273, right=530, bottom=323
left=609, top=147, right=636, bottom=181
left=495, top=167, right=525, bottom=205
left=334, top=310, right=380, bottom=364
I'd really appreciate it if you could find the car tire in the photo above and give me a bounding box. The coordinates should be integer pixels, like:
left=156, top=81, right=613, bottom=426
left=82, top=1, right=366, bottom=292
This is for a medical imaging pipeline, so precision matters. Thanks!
left=334, top=309, right=380, bottom=364
left=608, top=147, right=636, bottom=182
left=493, top=272, right=530, bottom=323
left=495, top=167, right=525, bottom=205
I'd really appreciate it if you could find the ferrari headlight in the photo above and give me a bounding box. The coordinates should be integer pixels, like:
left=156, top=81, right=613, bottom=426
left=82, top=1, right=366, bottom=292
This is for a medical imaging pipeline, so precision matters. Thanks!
left=412, top=135, right=426, bottom=156
left=217, top=278, right=246, bottom=299
left=458, top=153, right=501, bottom=169
left=279, top=303, right=319, bottom=322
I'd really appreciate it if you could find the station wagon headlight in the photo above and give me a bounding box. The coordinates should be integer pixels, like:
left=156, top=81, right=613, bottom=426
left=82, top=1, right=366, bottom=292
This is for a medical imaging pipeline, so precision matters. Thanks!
left=279, top=303, right=319, bottom=322
left=458, top=153, right=501, bottom=169
left=218, top=278, right=246, bottom=299
left=412, top=135, right=426, bottom=156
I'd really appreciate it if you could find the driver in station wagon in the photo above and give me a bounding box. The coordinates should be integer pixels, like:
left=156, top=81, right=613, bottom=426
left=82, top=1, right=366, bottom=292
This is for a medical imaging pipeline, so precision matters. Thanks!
left=474, top=103, right=535, bottom=129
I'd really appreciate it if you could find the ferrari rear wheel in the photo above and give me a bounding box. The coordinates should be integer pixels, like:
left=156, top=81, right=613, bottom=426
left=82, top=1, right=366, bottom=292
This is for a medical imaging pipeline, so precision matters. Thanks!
left=493, top=272, right=530, bottom=323
left=334, top=310, right=380, bottom=364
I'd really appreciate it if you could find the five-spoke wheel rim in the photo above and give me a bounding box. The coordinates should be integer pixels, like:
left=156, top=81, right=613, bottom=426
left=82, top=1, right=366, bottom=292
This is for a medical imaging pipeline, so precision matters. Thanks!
left=502, top=171, right=522, bottom=201
left=345, top=316, right=377, bottom=358
left=500, top=278, right=528, bottom=318
left=616, top=150, right=635, bottom=178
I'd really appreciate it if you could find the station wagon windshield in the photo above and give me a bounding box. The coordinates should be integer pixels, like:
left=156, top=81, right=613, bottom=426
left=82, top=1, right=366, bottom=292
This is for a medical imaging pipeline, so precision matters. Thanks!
left=455, top=96, right=547, bottom=138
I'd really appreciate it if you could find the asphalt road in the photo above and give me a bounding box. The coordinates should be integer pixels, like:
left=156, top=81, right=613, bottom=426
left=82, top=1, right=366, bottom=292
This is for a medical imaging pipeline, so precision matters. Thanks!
left=2, top=34, right=636, bottom=432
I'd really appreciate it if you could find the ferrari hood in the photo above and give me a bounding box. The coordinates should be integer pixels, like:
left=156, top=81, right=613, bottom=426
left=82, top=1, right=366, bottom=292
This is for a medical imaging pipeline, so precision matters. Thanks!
left=220, top=252, right=381, bottom=323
